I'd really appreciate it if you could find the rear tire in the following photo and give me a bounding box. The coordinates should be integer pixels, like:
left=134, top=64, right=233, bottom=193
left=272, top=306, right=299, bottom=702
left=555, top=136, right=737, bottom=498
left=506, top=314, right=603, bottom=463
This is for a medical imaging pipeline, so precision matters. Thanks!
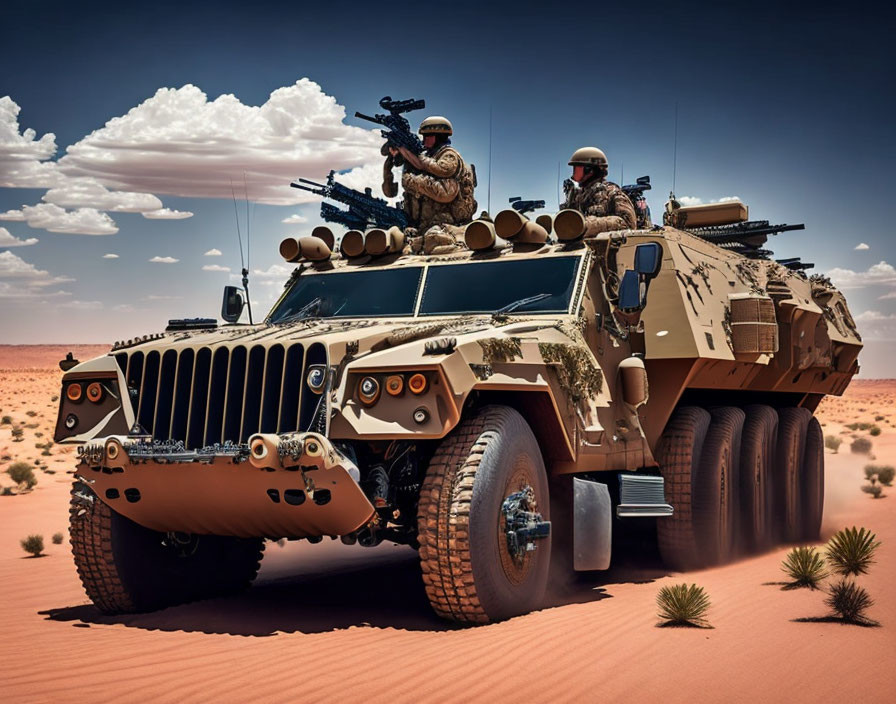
left=775, top=407, right=812, bottom=543
left=656, top=407, right=711, bottom=571
left=801, top=417, right=825, bottom=540
left=739, top=405, right=778, bottom=553
left=417, top=405, right=551, bottom=623
left=69, top=481, right=265, bottom=614
left=694, top=407, right=744, bottom=566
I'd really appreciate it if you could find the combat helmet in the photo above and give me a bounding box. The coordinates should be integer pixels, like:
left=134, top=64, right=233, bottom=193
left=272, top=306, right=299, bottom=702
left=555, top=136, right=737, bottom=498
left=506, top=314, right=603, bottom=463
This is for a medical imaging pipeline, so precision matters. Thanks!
left=419, top=116, right=453, bottom=136
left=568, top=147, right=608, bottom=168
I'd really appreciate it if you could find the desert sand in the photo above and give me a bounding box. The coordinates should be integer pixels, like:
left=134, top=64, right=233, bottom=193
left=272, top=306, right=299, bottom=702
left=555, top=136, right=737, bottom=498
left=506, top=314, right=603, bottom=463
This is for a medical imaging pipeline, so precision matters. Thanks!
left=1, top=345, right=893, bottom=703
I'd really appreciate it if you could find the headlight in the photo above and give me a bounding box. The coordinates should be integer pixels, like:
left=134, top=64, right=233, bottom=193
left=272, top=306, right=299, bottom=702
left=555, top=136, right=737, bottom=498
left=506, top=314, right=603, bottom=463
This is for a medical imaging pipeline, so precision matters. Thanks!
left=408, top=373, right=428, bottom=395
left=306, top=365, right=328, bottom=394
left=66, top=383, right=83, bottom=402
left=385, top=374, right=404, bottom=396
left=358, top=376, right=381, bottom=406
left=86, top=382, right=104, bottom=403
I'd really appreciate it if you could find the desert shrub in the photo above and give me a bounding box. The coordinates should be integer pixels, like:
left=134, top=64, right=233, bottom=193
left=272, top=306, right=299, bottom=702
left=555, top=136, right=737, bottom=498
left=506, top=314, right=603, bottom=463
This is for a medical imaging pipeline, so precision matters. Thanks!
left=845, top=422, right=860, bottom=430
left=869, top=425, right=881, bottom=437
left=861, top=484, right=883, bottom=498
left=0, top=415, right=11, bottom=425
left=11, top=427, right=24, bottom=442
left=656, top=583, right=711, bottom=627
left=876, top=466, right=895, bottom=486
left=25, top=410, right=37, bottom=417
left=52, top=532, right=64, bottom=545
left=825, top=579, right=874, bottom=624
left=1, top=487, right=13, bottom=496
left=51, top=395, right=58, bottom=402
left=826, top=526, right=880, bottom=576
left=850, top=437, right=872, bottom=454
left=7, top=461, right=36, bottom=488
left=875, top=414, right=885, bottom=421
left=20, top=534, right=44, bottom=556
left=781, top=546, right=828, bottom=588
left=824, top=435, right=842, bottom=452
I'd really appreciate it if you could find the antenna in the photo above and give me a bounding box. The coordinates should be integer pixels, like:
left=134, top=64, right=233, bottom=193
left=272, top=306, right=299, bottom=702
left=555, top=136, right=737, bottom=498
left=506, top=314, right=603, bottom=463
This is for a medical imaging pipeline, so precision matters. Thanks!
left=242, top=173, right=254, bottom=325
left=620, top=162, right=624, bottom=187
left=672, top=102, right=679, bottom=196
left=487, top=105, right=493, bottom=214
left=557, top=160, right=563, bottom=210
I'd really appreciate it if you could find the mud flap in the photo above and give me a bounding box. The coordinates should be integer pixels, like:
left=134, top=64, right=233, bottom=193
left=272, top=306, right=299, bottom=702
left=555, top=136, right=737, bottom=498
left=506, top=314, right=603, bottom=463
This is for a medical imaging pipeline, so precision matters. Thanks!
left=573, top=477, right=611, bottom=571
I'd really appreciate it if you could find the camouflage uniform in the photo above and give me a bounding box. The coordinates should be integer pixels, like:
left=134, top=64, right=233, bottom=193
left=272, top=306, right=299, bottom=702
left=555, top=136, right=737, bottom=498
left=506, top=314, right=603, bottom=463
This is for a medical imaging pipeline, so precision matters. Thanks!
left=562, top=178, right=637, bottom=235
left=383, top=144, right=477, bottom=234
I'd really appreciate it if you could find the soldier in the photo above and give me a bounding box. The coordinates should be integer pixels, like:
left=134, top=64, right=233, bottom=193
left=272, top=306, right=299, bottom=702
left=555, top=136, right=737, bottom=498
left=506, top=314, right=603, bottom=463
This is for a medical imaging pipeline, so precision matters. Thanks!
left=382, top=116, right=477, bottom=247
left=562, top=147, right=637, bottom=234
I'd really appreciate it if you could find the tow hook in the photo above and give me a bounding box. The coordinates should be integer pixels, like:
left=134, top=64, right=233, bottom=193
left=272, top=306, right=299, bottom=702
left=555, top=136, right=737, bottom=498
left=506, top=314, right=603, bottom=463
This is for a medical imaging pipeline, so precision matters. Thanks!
left=501, top=486, right=551, bottom=561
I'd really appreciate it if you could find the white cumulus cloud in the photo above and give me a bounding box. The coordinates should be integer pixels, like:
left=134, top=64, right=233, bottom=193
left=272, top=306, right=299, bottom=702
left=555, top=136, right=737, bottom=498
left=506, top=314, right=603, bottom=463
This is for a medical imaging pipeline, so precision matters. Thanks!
left=142, top=207, right=194, bottom=219
left=149, top=255, right=179, bottom=264
left=102, top=253, right=119, bottom=259
left=0, top=209, right=25, bottom=221
left=854, top=310, right=896, bottom=341
left=282, top=213, right=308, bottom=224
left=202, top=264, right=230, bottom=272
left=17, top=203, right=118, bottom=235
left=828, top=261, right=896, bottom=290
left=204, top=248, right=222, bottom=256
left=60, top=299, right=104, bottom=310
left=0, top=96, right=62, bottom=188
left=0, top=227, right=37, bottom=247
left=42, top=178, right=162, bottom=212
left=854, top=242, right=870, bottom=251
left=57, top=80, right=383, bottom=206
left=0, top=250, right=73, bottom=288
left=677, top=195, right=742, bottom=207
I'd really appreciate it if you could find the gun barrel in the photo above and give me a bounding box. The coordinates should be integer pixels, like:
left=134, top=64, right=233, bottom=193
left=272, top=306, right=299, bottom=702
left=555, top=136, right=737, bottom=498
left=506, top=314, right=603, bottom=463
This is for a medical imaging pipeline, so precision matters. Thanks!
left=354, top=111, right=380, bottom=124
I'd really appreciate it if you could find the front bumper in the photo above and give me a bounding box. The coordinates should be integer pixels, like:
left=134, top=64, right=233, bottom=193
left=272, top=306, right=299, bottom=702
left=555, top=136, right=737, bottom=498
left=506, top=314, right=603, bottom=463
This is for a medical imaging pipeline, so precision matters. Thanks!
left=77, top=432, right=375, bottom=539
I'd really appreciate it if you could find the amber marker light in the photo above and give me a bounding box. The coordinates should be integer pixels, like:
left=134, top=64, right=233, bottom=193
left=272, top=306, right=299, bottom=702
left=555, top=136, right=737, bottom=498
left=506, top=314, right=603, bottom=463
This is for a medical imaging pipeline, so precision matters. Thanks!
left=408, top=373, right=428, bottom=395
left=86, top=382, right=104, bottom=403
left=385, top=374, right=404, bottom=396
left=66, top=383, right=83, bottom=402
left=358, top=376, right=381, bottom=406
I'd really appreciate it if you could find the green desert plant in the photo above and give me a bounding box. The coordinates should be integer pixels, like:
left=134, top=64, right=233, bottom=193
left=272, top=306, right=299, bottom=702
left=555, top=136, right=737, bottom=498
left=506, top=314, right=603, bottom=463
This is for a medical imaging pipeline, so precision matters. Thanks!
left=6, top=461, right=37, bottom=489
left=0, top=415, right=11, bottom=425
left=825, top=526, right=880, bottom=576
left=20, top=534, right=44, bottom=557
left=781, top=546, right=828, bottom=588
left=861, top=484, right=883, bottom=499
left=850, top=437, right=872, bottom=454
left=825, top=579, right=874, bottom=624
left=869, top=425, right=881, bottom=437
left=875, top=414, right=885, bottom=421
left=52, top=532, right=64, bottom=545
left=11, top=427, right=24, bottom=442
left=874, top=465, right=895, bottom=486
left=25, top=410, right=37, bottom=417
left=656, top=583, right=711, bottom=627
left=824, top=435, right=842, bottom=452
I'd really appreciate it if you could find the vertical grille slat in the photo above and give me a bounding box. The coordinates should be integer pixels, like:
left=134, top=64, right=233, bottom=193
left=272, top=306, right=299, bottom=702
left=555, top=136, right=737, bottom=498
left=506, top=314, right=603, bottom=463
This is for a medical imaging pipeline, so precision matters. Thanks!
left=261, top=344, right=285, bottom=433
left=278, top=344, right=304, bottom=433
left=240, top=346, right=266, bottom=442
left=138, top=351, right=161, bottom=434
left=153, top=350, right=178, bottom=440
left=186, top=348, right=211, bottom=449
left=170, top=349, right=194, bottom=442
left=223, top=346, right=247, bottom=443
left=205, top=347, right=229, bottom=446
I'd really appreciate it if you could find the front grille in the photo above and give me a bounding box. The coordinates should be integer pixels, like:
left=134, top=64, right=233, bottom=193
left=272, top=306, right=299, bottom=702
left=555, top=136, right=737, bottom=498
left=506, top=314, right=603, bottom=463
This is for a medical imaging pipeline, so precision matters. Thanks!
left=115, top=342, right=327, bottom=448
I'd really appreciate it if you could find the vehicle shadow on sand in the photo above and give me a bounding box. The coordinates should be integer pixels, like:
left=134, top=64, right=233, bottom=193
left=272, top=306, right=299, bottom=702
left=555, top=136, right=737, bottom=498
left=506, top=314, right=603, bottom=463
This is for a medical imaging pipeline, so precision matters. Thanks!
left=41, top=540, right=667, bottom=636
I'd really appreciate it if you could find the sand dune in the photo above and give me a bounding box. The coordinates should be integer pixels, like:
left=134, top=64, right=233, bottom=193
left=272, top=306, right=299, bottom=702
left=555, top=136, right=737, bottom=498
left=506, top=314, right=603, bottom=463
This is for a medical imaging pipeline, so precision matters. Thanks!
left=1, top=347, right=893, bottom=702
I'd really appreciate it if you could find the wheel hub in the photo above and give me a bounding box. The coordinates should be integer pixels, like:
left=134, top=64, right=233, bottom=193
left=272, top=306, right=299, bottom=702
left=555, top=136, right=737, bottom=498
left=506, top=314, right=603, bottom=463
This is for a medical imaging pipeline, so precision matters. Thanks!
left=501, top=485, right=551, bottom=562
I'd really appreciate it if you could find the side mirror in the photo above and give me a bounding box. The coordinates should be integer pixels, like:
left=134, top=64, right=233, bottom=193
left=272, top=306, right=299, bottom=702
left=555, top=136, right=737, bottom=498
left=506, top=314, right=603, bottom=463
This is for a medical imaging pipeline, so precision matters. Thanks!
left=221, top=286, right=245, bottom=323
left=618, top=270, right=645, bottom=312
left=634, top=242, right=662, bottom=278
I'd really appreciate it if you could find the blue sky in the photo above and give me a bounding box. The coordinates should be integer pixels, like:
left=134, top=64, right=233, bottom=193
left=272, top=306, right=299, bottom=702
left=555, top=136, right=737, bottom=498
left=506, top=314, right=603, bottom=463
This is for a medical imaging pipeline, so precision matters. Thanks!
left=1, top=0, right=894, bottom=375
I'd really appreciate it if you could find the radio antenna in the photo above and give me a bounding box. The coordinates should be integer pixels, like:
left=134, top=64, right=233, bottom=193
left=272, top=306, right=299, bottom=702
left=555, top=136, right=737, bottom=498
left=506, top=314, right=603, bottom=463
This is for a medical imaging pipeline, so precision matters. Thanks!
left=672, top=102, right=679, bottom=196
left=487, top=105, right=493, bottom=214
left=557, top=160, right=563, bottom=210
left=242, top=173, right=254, bottom=325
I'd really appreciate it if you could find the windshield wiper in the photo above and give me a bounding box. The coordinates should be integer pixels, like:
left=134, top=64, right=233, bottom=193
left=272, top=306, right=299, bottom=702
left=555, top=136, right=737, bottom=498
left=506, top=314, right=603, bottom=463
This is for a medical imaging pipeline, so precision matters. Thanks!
left=495, top=292, right=552, bottom=315
left=282, top=296, right=323, bottom=323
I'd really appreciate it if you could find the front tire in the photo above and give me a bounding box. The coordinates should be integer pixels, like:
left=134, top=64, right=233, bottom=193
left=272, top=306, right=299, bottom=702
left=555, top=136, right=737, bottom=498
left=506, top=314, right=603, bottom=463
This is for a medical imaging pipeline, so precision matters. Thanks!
left=417, top=405, right=551, bottom=623
left=69, top=481, right=265, bottom=614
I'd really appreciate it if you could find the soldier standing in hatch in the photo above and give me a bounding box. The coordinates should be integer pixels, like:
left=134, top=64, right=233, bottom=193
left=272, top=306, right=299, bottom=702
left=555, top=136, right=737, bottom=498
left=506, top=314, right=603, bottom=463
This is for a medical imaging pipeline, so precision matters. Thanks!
left=382, top=116, right=477, bottom=250
left=562, top=147, right=637, bottom=234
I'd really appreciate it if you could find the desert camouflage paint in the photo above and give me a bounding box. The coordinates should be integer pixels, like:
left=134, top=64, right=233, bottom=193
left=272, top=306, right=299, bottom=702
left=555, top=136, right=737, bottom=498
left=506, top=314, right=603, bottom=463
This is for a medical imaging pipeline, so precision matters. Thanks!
left=562, top=178, right=638, bottom=233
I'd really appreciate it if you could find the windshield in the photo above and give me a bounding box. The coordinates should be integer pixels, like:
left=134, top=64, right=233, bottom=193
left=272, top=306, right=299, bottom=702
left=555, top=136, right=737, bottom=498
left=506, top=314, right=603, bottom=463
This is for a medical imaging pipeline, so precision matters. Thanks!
left=268, top=267, right=422, bottom=323
left=419, top=256, right=581, bottom=316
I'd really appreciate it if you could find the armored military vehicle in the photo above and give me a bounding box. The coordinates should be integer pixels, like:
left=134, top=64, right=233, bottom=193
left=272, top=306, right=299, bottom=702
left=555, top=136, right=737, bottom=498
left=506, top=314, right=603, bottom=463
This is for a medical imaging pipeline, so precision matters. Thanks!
left=55, top=199, right=861, bottom=623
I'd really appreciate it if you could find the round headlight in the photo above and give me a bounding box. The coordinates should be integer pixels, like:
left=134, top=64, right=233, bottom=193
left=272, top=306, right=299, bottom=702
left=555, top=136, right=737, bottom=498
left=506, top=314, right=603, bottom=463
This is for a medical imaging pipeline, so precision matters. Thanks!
left=413, top=407, right=430, bottom=424
left=358, top=376, right=380, bottom=406
left=64, top=413, right=78, bottom=430
left=385, top=374, right=404, bottom=396
left=66, top=383, right=83, bottom=402
left=408, top=373, right=428, bottom=395
left=86, top=382, right=104, bottom=403
left=306, top=365, right=327, bottom=394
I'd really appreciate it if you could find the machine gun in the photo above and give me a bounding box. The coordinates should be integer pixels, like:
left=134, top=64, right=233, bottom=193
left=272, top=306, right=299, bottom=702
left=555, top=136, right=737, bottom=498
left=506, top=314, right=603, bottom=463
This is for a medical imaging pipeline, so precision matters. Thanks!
left=697, top=220, right=808, bottom=264
left=355, top=96, right=426, bottom=155
left=776, top=257, right=815, bottom=272
left=509, top=196, right=545, bottom=215
left=291, top=170, right=409, bottom=230
left=622, top=175, right=652, bottom=229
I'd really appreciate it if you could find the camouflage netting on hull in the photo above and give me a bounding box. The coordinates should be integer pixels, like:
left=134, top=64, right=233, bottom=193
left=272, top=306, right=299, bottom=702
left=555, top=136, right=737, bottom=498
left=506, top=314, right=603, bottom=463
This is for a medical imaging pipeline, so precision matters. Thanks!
left=538, top=340, right=603, bottom=402
left=477, top=337, right=523, bottom=364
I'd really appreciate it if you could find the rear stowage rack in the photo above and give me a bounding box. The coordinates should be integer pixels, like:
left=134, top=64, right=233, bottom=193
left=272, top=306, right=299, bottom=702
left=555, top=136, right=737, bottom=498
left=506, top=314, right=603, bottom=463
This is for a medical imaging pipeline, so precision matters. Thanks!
left=616, top=474, right=673, bottom=518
